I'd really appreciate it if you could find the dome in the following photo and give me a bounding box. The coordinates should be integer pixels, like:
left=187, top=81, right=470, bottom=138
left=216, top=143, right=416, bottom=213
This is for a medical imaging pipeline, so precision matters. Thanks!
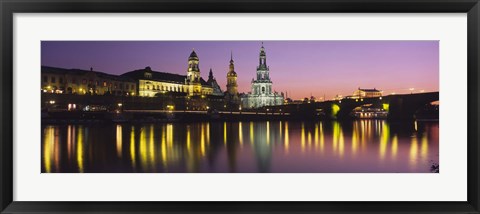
left=189, top=50, right=198, bottom=59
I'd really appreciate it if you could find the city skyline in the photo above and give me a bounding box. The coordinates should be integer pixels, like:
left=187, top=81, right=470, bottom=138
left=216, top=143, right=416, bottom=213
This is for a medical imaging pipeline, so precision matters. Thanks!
left=41, top=41, right=439, bottom=100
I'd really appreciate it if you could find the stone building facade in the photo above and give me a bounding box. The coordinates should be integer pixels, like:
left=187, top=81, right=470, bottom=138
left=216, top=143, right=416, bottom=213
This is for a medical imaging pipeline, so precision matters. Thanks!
left=241, top=44, right=284, bottom=109
left=41, top=66, right=137, bottom=96
left=225, top=52, right=241, bottom=108
left=352, top=88, right=383, bottom=98
left=121, top=50, right=221, bottom=97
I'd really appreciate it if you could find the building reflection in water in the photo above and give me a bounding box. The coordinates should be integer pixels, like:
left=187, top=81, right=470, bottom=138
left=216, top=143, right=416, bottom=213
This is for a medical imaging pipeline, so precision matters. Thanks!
left=41, top=120, right=438, bottom=173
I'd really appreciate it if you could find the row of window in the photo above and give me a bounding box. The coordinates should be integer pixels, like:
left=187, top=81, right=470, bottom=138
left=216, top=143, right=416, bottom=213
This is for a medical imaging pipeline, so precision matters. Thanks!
left=145, top=84, right=187, bottom=93
left=43, top=75, right=135, bottom=90
left=145, top=85, right=213, bottom=95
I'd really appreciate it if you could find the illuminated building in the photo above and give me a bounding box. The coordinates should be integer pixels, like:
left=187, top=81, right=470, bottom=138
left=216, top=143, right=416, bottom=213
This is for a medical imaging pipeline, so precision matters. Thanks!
left=121, top=50, right=221, bottom=97
left=241, top=43, right=284, bottom=109
left=352, top=88, right=383, bottom=98
left=41, top=66, right=137, bottom=96
left=225, top=52, right=240, bottom=107
left=207, top=68, right=224, bottom=96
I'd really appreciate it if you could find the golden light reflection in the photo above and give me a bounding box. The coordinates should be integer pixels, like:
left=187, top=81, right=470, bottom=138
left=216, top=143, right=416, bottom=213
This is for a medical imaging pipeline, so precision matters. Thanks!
left=360, top=121, right=366, bottom=149
left=139, top=128, right=148, bottom=170
left=77, top=126, right=84, bottom=173
left=391, top=134, right=398, bottom=159
left=409, top=137, right=419, bottom=170
left=333, top=122, right=344, bottom=157
left=186, top=126, right=191, bottom=151
left=130, top=127, right=136, bottom=168
left=266, top=121, right=270, bottom=145
left=352, top=123, right=359, bottom=156
left=43, top=126, right=54, bottom=173
left=379, top=121, right=390, bottom=161
left=284, top=122, right=289, bottom=153
left=201, top=124, right=206, bottom=156
left=314, top=124, right=319, bottom=149
left=54, top=128, right=60, bottom=170
left=332, top=122, right=339, bottom=152
left=239, top=122, right=243, bottom=146
left=67, top=125, right=73, bottom=162
left=116, top=125, right=122, bottom=158
left=250, top=122, right=254, bottom=144
left=366, top=120, right=372, bottom=142
left=207, top=123, right=210, bottom=143
left=161, top=126, right=167, bottom=168
left=319, top=123, right=325, bottom=153
left=167, top=124, right=173, bottom=146
left=149, top=125, right=155, bottom=167
left=301, top=123, right=306, bottom=152
left=421, top=134, right=429, bottom=162
left=224, top=122, right=227, bottom=145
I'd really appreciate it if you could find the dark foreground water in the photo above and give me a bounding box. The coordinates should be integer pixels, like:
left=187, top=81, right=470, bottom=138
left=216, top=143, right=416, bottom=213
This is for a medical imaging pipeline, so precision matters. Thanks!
left=41, top=120, right=439, bottom=173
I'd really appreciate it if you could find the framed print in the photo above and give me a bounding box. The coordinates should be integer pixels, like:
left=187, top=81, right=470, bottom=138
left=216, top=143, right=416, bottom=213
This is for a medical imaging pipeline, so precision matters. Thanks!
left=1, top=0, right=479, bottom=213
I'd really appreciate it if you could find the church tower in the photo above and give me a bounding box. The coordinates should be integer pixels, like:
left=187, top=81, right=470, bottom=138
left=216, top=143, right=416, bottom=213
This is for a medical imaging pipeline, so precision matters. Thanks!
left=241, top=42, right=284, bottom=109
left=187, top=49, right=201, bottom=83
left=253, top=42, right=272, bottom=95
left=186, top=49, right=202, bottom=95
left=226, top=51, right=238, bottom=96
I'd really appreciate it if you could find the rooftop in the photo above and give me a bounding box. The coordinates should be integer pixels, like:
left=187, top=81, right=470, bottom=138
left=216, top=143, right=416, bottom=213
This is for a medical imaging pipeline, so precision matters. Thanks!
left=41, top=66, right=135, bottom=82
left=121, top=67, right=210, bottom=86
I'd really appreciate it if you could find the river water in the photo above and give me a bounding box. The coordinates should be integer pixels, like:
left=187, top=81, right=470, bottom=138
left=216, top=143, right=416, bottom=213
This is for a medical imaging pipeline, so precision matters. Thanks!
left=41, top=120, right=439, bottom=173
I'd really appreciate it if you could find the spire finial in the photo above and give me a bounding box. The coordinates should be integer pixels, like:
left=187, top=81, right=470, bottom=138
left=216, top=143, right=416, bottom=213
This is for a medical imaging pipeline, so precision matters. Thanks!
left=231, top=50, right=233, bottom=61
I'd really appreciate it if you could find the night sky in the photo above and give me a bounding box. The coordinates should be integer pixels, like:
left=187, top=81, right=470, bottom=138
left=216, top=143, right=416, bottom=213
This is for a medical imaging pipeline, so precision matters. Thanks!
left=41, top=41, right=439, bottom=100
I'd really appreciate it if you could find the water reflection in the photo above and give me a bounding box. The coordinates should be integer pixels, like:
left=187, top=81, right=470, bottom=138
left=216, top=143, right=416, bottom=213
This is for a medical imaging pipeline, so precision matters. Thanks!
left=41, top=120, right=439, bottom=173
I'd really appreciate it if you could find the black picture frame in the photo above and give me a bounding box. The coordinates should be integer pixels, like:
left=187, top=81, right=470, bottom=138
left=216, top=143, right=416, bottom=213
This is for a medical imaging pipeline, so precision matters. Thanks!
left=1, top=0, right=479, bottom=213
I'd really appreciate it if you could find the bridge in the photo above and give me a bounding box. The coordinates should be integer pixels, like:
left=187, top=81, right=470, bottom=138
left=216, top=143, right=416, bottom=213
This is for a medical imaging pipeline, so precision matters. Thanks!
left=267, top=92, right=439, bottom=121
left=121, top=92, right=439, bottom=121
left=42, top=92, right=438, bottom=122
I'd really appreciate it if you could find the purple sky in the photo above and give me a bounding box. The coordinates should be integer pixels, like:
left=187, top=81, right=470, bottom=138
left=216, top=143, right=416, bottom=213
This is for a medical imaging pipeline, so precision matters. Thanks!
left=41, top=41, right=438, bottom=100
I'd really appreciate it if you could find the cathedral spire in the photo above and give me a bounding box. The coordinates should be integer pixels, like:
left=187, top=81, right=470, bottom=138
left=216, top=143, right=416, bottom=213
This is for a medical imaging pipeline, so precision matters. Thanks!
left=228, top=51, right=236, bottom=76
left=259, top=42, right=267, bottom=67
left=209, top=68, right=214, bottom=79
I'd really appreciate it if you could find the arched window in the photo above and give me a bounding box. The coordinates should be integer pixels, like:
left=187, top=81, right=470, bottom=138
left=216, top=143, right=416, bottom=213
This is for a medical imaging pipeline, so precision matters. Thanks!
left=262, top=87, right=265, bottom=93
